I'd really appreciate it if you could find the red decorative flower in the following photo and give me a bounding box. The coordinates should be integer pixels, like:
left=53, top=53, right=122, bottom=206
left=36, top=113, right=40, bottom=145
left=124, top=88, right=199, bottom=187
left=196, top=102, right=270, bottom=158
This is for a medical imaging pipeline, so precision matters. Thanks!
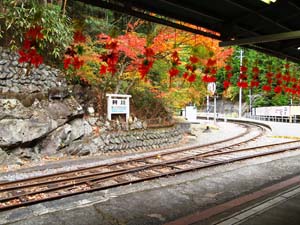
left=227, top=73, right=233, bottom=79
left=240, top=65, right=247, bottom=73
left=225, top=65, right=232, bottom=71
left=274, top=86, right=282, bottom=93
left=138, top=60, right=154, bottom=79
left=267, top=79, right=273, bottom=84
left=239, top=74, right=247, bottom=80
left=23, top=39, right=32, bottom=50
left=202, top=75, right=216, bottom=83
left=250, top=80, right=259, bottom=88
left=266, top=72, right=273, bottom=79
left=262, top=85, right=271, bottom=92
left=106, top=41, right=118, bottom=50
left=237, top=81, right=248, bottom=88
left=275, top=73, right=282, bottom=79
left=168, top=67, right=180, bottom=77
left=283, top=75, right=291, bottom=82
left=99, top=65, right=107, bottom=75
left=223, top=80, right=231, bottom=89
left=63, top=57, right=72, bottom=69
left=25, top=26, right=44, bottom=40
left=144, top=47, right=155, bottom=58
left=210, top=68, right=217, bottom=75
left=185, top=64, right=194, bottom=72
left=252, top=67, right=259, bottom=74
left=18, top=48, right=43, bottom=68
left=73, top=31, right=86, bottom=43
left=73, top=56, right=84, bottom=69
left=183, top=72, right=189, bottom=79
left=189, top=55, right=198, bottom=64
left=187, top=73, right=196, bottom=83
left=207, top=58, right=216, bottom=67
left=18, top=26, right=45, bottom=68
left=171, top=51, right=180, bottom=66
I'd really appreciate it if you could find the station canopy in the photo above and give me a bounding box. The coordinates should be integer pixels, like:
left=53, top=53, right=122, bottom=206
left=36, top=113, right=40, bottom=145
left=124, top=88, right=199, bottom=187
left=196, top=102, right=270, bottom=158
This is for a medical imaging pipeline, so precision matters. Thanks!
left=79, top=0, right=300, bottom=62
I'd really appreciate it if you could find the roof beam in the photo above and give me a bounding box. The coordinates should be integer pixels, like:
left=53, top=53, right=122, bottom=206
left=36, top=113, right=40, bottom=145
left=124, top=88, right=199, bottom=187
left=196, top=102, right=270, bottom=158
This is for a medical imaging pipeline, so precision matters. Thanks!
left=219, top=30, right=300, bottom=47
left=77, top=0, right=221, bottom=39
left=224, top=0, right=291, bottom=32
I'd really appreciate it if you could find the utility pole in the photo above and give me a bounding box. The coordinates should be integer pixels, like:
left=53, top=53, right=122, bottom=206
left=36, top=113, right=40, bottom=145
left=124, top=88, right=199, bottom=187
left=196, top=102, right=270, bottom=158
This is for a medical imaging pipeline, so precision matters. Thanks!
left=238, top=49, right=243, bottom=118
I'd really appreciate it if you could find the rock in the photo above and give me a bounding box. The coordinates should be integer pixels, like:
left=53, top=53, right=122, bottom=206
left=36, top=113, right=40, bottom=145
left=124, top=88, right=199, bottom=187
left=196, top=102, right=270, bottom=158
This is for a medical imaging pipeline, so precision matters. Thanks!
left=48, top=87, right=69, bottom=100
left=40, top=124, right=72, bottom=155
left=45, top=97, right=83, bottom=123
left=0, top=118, right=52, bottom=148
left=0, top=72, right=7, bottom=79
left=87, top=117, right=98, bottom=126
left=69, top=118, right=93, bottom=141
left=64, top=138, right=98, bottom=156
left=10, top=147, right=39, bottom=161
left=87, top=106, right=95, bottom=115
left=26, top=84, right=40, bottom=93
left=0, top=147, right=22, bottom=166
left=10, top=86, right=19, bottom=93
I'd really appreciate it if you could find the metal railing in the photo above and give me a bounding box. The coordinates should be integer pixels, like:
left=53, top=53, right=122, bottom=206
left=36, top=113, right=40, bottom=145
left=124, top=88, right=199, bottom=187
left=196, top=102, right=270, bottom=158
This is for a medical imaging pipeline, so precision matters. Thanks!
left=245, top=114, right=300, bottom=123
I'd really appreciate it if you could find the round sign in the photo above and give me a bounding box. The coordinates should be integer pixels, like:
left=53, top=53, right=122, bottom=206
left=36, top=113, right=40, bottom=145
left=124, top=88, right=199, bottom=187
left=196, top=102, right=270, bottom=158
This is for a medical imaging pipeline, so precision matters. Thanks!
left=207, top=82, right=216, bottom=94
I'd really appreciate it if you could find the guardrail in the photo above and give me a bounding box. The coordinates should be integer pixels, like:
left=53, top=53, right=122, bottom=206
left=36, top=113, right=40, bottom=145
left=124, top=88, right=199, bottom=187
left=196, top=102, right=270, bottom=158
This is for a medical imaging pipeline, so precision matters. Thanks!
left=245, top=114, right=300, bottom=123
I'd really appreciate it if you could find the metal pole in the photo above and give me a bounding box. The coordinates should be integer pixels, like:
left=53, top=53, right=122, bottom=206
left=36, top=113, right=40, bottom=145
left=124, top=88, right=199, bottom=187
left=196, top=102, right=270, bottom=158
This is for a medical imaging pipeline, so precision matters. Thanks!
left=214, top=94, right=217, bottom=124
left=249, top=88, right=252, bottom=117
left=238, top=49, right=243, bottom=118
left=207, top=95, right=209, bottom=121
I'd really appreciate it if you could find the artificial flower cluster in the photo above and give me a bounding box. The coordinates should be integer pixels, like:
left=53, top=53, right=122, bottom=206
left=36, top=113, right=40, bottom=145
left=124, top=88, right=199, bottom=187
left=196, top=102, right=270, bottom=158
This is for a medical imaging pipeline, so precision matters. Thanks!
left=202, top=58, right=217, bottom=83
left=182, top=55, right=198, bottom=83
left=98, top=39, right=119, bottom=75
left=237, top=65, right=248, bottom=88
left=18, top=26, right=44, bottom=68
left=223, top=64, right=232, bottom=89
left=250, top=66, right=260, bottom=88
left=63, top=31, right=85, bottom=71
left=168, top=51, right=181, bottom=78
left=138, top=47, right=155, bottom=80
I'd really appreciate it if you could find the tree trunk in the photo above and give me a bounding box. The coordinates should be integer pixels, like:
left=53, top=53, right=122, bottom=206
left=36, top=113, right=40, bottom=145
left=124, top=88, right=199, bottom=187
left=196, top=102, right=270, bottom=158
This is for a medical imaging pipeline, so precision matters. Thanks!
left=114, top=63, right=126, bottom=94
left=61, top=0, right=67, bottom=15
left=125, top=79, right=136, bottom=94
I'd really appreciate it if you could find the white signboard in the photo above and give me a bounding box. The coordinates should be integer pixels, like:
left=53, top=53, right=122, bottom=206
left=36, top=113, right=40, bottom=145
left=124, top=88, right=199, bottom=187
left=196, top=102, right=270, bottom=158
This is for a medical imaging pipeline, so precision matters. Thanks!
left=106, top=94, right=131, bottom=121
left=255, top=106, right=290, bottom=117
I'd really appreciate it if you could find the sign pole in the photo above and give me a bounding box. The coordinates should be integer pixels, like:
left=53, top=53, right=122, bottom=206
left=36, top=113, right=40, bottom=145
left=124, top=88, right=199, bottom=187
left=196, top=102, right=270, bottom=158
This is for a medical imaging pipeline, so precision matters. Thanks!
left=238, top=49, right=243, bottom=118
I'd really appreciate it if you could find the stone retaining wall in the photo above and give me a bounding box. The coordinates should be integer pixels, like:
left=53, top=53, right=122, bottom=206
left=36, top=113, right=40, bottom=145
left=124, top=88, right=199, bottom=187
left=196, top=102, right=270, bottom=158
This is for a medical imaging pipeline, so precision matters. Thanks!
left=0, top=47, right=66, bottom=93
left=63, top=123, right=191, bottom=156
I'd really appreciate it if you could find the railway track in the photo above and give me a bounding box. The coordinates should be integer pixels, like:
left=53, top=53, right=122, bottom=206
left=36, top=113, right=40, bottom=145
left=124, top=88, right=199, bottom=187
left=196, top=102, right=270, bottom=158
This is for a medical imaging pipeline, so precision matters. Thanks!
left=1, top=122, right=295, bottom=211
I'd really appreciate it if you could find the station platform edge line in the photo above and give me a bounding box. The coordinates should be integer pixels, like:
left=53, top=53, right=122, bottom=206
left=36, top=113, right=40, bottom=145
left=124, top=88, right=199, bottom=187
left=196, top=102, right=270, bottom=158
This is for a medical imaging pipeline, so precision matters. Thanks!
left=164, top=175, right=300, bottom=225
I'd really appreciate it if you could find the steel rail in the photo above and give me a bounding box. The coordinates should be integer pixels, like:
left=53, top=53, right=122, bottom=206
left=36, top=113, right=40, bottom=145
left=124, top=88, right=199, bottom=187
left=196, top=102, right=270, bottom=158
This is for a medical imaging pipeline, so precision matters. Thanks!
left=0, top=123, right=262, bottom=191
left=0, top=122, right=272, bottom=210
left=1, top=141, right=300, bottom=211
